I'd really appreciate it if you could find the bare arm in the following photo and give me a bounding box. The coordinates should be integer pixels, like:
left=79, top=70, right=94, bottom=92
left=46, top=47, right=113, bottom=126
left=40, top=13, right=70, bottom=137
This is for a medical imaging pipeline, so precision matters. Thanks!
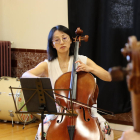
left=75, top=58, right=112, bottom=81
left=22, top=61, right=48, bottom=78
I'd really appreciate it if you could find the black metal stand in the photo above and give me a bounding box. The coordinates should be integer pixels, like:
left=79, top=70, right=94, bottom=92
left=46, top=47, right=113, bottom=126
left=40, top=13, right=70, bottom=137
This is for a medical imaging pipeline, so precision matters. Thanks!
left=40, top=107, right=46, bottom=140
left=9, top=78, right=77, bottom=140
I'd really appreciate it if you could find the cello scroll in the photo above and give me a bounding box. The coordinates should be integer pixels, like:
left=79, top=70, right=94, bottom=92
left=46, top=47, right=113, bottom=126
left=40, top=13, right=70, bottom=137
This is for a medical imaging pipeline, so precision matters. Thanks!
left=109, top=36, right=140, bottom=132
left=73, top=27, right=89, bottom=45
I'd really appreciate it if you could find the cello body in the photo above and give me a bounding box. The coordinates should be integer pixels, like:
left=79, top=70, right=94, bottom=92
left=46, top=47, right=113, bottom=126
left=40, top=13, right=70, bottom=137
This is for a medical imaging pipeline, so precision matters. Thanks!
left=46, top=72, right=103, bottom=140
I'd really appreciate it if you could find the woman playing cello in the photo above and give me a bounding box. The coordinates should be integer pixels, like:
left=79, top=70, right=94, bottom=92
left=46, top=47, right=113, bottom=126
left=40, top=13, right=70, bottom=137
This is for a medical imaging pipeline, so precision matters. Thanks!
left=22, top=25, right=114, bottom=140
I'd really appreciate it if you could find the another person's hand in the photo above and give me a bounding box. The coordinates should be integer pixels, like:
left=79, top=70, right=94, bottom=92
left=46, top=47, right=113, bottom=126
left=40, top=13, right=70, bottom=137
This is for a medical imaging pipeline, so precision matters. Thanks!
left=118, top=129, right=140, bottom=140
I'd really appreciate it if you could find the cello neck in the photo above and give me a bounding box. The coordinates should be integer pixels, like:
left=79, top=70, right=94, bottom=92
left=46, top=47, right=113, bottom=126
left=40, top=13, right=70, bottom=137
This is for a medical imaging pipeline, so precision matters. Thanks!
left=69, top=41, right=79, bottom=99
left=69, top=27, right=89, bottom=100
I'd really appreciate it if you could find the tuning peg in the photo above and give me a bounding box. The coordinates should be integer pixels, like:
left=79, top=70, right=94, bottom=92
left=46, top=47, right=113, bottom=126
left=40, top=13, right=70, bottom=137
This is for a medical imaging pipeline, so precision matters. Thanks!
left=108, top=66, right=128, bottom=81
left=121, top=43, right=132, bottom=62
left=81, top=35, right=89, bottom=42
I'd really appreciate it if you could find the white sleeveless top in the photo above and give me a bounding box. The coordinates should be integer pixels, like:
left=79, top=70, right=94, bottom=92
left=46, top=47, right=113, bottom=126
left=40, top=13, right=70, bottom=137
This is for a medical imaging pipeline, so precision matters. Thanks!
left=44, top=55, right=87, bottom=88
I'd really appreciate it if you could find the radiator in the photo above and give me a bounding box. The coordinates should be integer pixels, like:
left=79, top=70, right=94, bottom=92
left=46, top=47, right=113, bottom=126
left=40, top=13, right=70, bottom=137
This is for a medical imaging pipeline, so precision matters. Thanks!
left=0, top=41, right=11, bottom=77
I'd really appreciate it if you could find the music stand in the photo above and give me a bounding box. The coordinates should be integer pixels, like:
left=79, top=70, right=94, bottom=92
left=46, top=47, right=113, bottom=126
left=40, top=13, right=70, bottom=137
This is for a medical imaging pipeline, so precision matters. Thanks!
left=9, top=77, right=77, bottom=140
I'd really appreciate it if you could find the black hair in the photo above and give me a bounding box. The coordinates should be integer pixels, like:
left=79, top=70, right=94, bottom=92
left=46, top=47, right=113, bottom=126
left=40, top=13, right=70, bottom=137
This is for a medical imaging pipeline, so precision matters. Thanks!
left=47, top=25, right=74, bottom=61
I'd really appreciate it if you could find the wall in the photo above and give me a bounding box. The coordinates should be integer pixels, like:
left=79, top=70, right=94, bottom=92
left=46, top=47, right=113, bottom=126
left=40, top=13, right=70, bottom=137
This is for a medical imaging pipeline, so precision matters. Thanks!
left=11, top=48, right=47, bottom=78
left=0, top=0, right=68, bottom=77
left=0, top=0, right=68, bottom=50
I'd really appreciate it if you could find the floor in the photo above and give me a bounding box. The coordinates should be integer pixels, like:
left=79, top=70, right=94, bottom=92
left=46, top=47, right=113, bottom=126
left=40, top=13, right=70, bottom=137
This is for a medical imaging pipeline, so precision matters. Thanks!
left=0, top=120, right=128, bottom=140
left=0, top=120, right=38, bottom=140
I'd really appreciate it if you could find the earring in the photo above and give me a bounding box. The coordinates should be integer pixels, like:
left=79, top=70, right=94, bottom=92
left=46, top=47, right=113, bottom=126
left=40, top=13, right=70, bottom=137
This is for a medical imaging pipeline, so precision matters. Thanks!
left=52, top=44, right=55, bottom=48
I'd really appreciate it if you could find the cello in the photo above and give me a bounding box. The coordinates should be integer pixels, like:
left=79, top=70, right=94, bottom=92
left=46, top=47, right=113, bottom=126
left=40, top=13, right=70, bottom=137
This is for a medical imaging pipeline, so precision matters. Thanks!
left=109, top=36, right=140, bottom=132
left=46, top=28, right=104, bottom=140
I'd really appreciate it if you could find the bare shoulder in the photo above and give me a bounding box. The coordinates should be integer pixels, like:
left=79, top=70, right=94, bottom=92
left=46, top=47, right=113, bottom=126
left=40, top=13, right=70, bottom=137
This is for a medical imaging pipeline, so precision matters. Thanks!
left=86, top=57, right=97, bottom=66
left=36, top=61, right=48, bottom=68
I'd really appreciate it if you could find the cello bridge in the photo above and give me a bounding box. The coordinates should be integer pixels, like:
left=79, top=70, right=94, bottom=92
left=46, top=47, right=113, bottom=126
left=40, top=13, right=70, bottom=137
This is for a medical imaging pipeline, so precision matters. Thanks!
left=68, top=109, right=78, bottom=117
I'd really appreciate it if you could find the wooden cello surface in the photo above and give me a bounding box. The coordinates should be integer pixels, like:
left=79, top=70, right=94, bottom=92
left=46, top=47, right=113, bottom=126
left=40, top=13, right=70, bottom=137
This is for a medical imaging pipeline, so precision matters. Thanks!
left=46, top=72, right=103, bottom=140
left=125, top=36, right=140, bottom=132
left=109, top=36, right=140, bottom=132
